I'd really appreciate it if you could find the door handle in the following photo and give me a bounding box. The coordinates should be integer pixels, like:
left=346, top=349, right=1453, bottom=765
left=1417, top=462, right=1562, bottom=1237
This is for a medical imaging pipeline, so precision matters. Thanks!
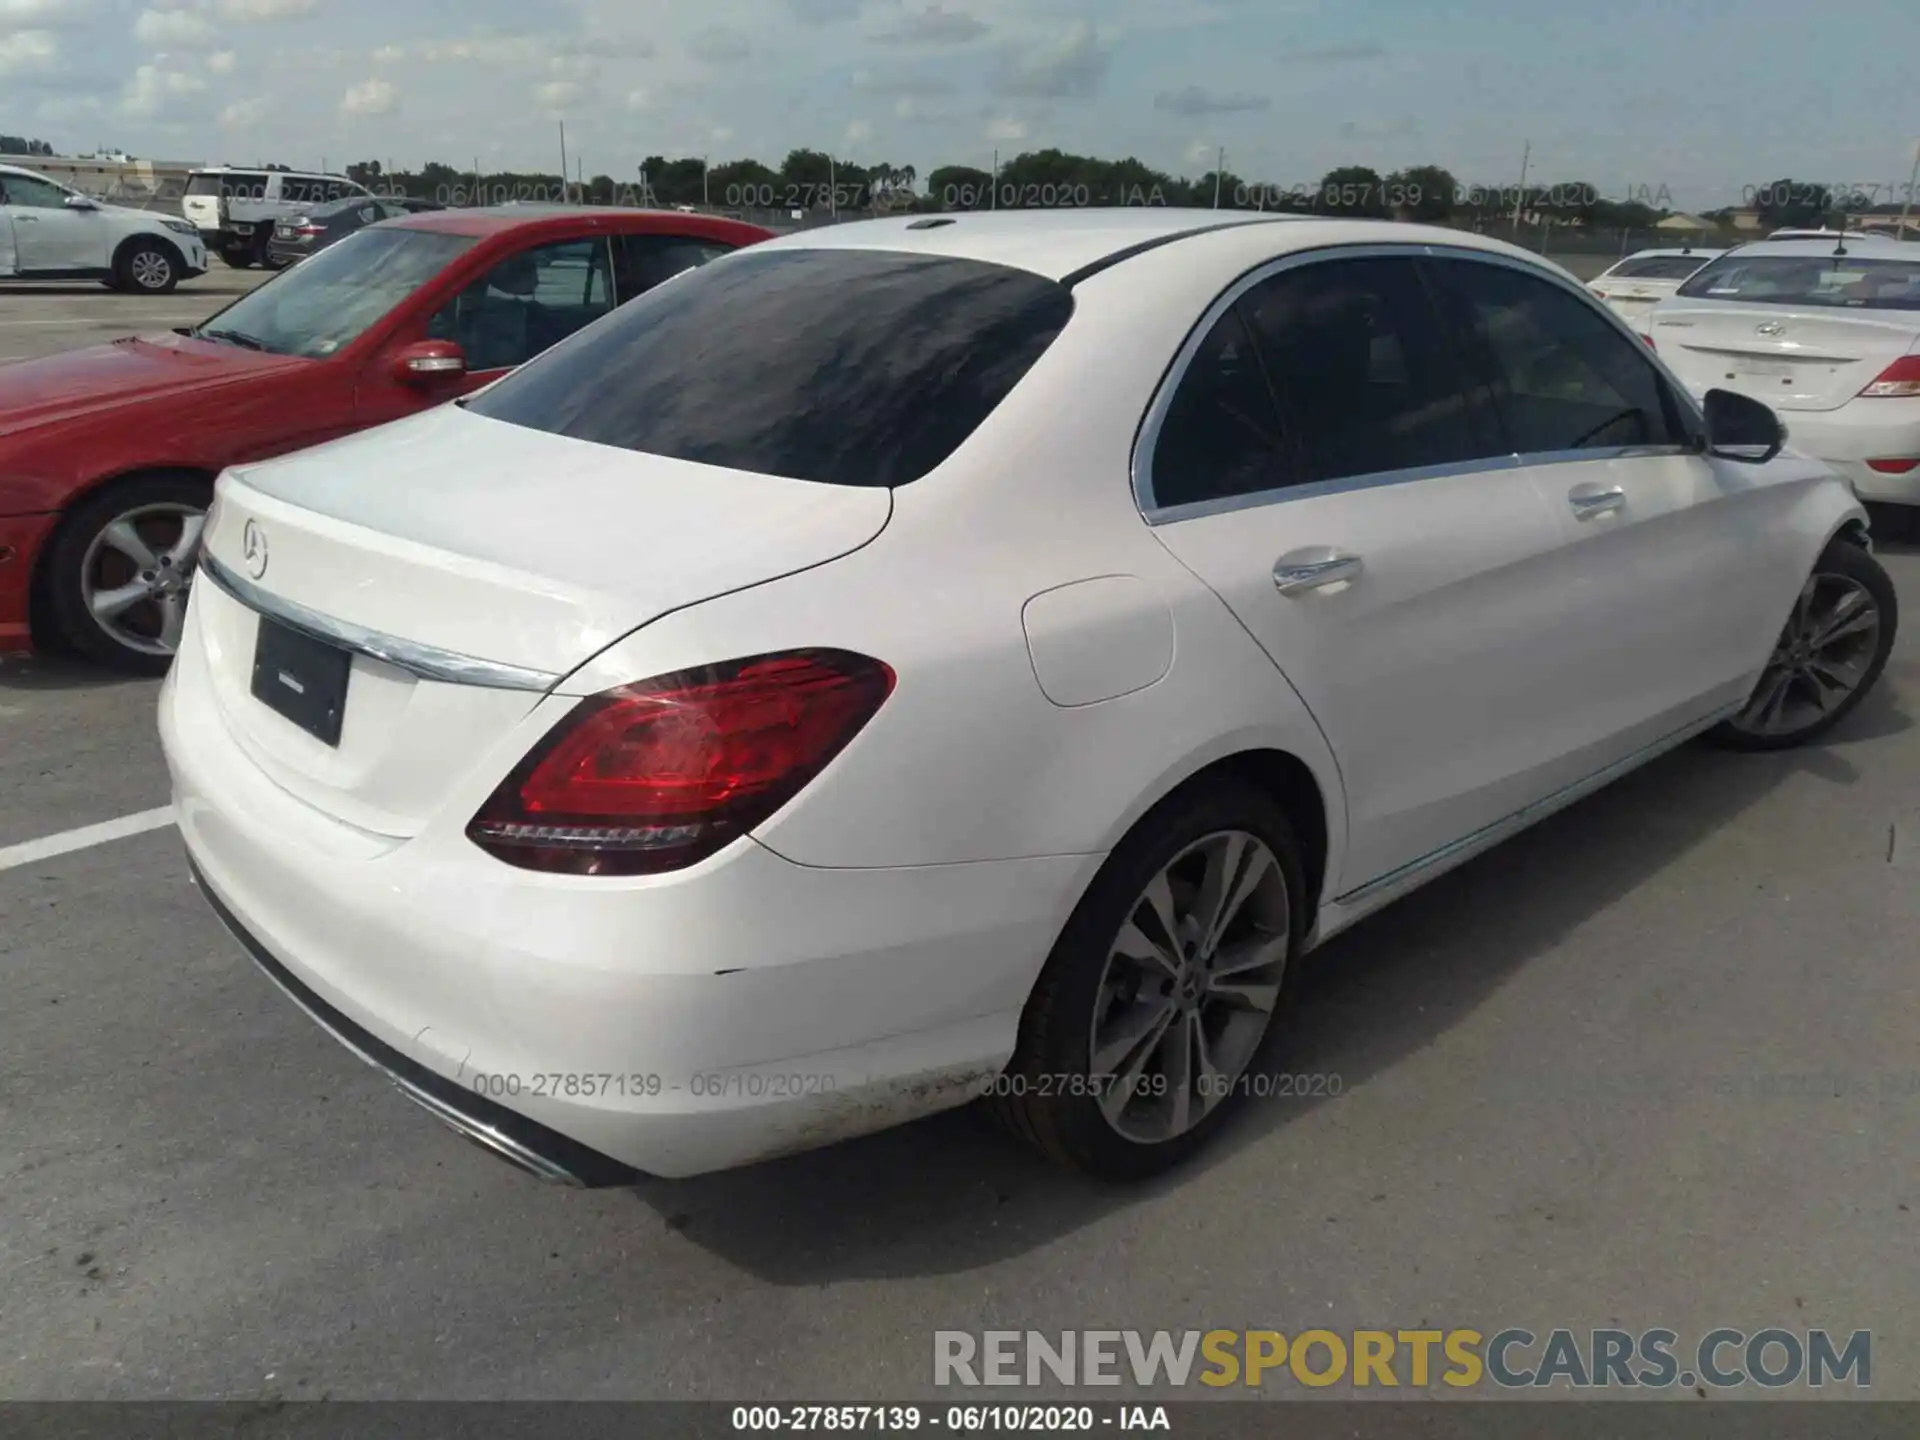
left=1273, top=547, right=1363, bottom=595
left=1568, top=484, right=1625, bottom=521
left=14, top=215, right=37, bottom=223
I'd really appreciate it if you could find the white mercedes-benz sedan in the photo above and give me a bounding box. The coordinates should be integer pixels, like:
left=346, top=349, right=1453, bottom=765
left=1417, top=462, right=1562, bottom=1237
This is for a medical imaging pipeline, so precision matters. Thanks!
left=1650, top=235, right=1920, bottom=519
left=159, top=210, right=1899, bottom=1185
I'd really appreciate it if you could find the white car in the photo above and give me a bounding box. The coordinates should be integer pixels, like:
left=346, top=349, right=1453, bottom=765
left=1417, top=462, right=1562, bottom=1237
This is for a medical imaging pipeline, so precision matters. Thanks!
left=1587, top=247, right=1723, bottom=336
left=1650, top=236, right=1920, bottom=515
left=160, top=211, right=1897, bottom=1184
left=0, top=162, right=208, bottom=293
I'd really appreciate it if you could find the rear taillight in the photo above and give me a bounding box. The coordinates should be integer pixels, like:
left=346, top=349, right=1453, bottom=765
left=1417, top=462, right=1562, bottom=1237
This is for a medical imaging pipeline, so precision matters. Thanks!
left=1859, top=355, right=1920, bottom=397
left=1866, top=457, right=1920, bottom=474
left=467, top=649, right=895, bottom=876
left=295, top=225, right=324, bottom=237
left=1640, top=333, right=1655, bottom=348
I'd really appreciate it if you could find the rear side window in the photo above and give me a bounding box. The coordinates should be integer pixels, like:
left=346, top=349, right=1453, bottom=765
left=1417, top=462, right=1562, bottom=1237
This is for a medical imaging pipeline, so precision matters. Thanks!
left=1608, top=256, right=1712, bottom=280
left=1239, top=256, right=1501, bottom=485
left=466, top=249, right=1075, bottom=488
left=1676, top=255, right=1920, bottom=310
left=1429, top=258, right=1687, bottom=453
left=189, top=172, right=270, bottom=201
left=612, top=234, right=734, bottom=304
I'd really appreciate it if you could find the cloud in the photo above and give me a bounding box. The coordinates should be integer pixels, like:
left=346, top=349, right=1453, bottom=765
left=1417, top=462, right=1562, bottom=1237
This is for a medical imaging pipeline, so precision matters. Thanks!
left=535, top=79, right=585, bottom=114
left=1154, top=84, right=1269, bottom=117
left=0, top=29, right=57, bottom=73
left=205, top=47, right=236, bottom=71
left=133, top=7, right=217, bottom=46
left=789, top=0, right=861, bottom=21
left=851, top=66, right=956, bottom=96
left=990, top=21, right=1107, bottom=98
left=688, top=25, right=750, bottom=61
left=215, top=0, right=315, bottom=18
left=874, top=3, right=986, bottom=44
left=417, top=33, right=542, bottom=65
left=1288, top=40, right=1385, bottom=63
left=844, top=117, right=873, bottom=145
left=0, top=0, right=88, bottom=25
left=1337, top=116, right=1414, bottom=139
left=120, top=61, right=206, bottom=115
left=219, top=95, right=267, bottom=126
left=984, top=113, right=1026, bottom=142
left=369, top=43, right=402, bottom=65
left=625, top=86, right=652, bottom=110
left=340, top=75, right=398, bottom=115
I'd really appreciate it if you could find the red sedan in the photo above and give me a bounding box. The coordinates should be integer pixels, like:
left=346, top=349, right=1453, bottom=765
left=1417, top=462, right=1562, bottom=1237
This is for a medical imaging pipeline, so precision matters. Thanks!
left=0, top=206, right=771, bottom=672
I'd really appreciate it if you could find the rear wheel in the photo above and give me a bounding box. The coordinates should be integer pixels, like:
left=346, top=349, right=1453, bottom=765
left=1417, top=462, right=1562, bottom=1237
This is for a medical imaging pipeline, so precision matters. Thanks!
left=117, top=239, right=180, bottom=295
left=991, top=779, right=1305, bottom=1179
left=42, top=474, right=212, bottom=676
left=220, top=245, right=254, bottom=270
left=1708, top=536, right=1897, bottom=751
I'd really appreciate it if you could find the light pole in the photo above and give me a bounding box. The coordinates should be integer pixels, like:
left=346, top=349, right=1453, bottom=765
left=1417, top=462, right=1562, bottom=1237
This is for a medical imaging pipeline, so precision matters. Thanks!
left=1898, top=140, right=1920, bottom=241
left=1510, top=139, right=1530, bottom=239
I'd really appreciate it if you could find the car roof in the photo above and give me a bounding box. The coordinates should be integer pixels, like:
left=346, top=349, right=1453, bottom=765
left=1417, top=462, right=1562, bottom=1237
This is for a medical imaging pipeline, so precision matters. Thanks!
left=1607, top=247, right=1725, bottom=262
left=746, top=208, right=1562, bottom=283
left=190, top=166, right=349, bottom=179
left=383, top=204, right=770, bottom=244
left=0, top=162, right=55, bottom=180
left=1722, top=235, right=1919, bottom=260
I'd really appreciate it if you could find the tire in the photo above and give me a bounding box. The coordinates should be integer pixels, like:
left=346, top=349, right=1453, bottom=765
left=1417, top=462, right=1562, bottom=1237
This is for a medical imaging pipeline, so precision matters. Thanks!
left=990, top=777, right=1306, bottom=1180
left=1863, top=501, right=1917, bottom=545
left=116, top=239, right=180, bottom=295
left=41, top=474, right=212, bottom=676
left=257, top=230, right=288, bottom=272
left=220, top=246, right=255, bottom=270
left=1707, top=535, right=1898, bottom=752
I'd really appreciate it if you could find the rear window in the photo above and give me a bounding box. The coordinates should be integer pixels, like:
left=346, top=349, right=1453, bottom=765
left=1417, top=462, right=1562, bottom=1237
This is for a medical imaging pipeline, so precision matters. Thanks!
left=1677, top=255, right=1920, bottom=310
left=1608, top=256, right=1712, bottom=280
left=464, top=248, right=1076, bottom=488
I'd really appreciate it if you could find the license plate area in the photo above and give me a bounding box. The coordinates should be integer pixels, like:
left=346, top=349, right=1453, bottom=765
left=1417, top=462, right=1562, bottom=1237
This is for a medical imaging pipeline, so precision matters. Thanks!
left=250, top=616, right=351, bottom=747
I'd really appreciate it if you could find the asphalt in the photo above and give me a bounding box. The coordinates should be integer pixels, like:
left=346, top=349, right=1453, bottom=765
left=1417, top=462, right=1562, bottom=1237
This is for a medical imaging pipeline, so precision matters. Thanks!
left=1, top=260, right=1916, bottom=1404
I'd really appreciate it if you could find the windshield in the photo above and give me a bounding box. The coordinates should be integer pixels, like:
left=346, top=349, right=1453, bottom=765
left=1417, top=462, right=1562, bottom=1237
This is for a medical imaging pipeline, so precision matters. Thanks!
left=1608, top=256, right=1713, bottom=281
left=465, top=248, right=1076, bottom=488
left=1676, top=255, right=1920, bottom=310
left=194, top=227, right=476, bottom=358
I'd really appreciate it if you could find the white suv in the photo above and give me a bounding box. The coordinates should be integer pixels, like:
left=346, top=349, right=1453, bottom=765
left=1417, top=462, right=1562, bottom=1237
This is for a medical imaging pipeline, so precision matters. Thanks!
left=0, top=162, right=208, bottom=294
left=183, top=167, right=375, bottom=270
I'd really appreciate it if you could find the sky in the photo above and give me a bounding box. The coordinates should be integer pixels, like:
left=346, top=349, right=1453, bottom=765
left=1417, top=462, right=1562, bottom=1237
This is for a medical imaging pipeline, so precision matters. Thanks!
left=3, top=0, right=1918, bottom=210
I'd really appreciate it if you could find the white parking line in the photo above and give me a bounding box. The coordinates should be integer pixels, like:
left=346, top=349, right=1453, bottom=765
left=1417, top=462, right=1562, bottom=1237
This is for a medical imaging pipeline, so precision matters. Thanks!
left=0, top=807, right=177, bottom=873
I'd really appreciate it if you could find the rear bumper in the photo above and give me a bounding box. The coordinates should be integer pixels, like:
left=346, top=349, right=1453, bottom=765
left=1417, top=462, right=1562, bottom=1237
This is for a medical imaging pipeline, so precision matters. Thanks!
left=1777, top=403, right=1920, bottom=504
left=159, top=612, right=1091, bottom=1180
left=0, top=511, right=57, bottom=656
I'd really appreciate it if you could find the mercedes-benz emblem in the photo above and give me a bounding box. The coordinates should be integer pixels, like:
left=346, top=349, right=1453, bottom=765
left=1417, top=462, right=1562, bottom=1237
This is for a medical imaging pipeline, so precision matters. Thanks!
left=242, top=519, right=269, bottom=580
left=1755, top=321, right=1786, bottom=336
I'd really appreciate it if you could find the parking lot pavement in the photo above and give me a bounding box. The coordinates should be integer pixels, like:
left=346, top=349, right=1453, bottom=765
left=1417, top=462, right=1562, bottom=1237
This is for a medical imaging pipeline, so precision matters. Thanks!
left=0, top=538, right=1915, bottom=1401
left=0, top=270, right=272, bottom=365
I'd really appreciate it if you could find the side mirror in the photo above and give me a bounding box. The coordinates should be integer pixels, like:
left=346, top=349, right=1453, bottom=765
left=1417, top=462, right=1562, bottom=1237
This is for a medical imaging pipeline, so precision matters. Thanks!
left=392, top=339, right=467, bottom=387
left=64, top=193, right=99, bottom=210
left=1702, top=388, right=1785, bottom=464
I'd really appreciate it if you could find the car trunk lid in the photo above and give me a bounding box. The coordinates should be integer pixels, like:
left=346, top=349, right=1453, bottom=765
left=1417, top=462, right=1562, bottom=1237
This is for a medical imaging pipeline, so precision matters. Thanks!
left=189, top=404, right=893, bottom=835
left=1653, top=301, right=1920, bottom=412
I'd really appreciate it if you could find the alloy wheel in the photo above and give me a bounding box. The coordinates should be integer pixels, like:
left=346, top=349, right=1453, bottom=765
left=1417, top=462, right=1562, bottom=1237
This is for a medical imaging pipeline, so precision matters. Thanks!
left=80, top=503, right=206, bottom=657
left=130, top=250, right=174, bottom=291
left=1089, top=829, right=1291, bottom=1145
left=1730, top=571, right=1882, bottom=738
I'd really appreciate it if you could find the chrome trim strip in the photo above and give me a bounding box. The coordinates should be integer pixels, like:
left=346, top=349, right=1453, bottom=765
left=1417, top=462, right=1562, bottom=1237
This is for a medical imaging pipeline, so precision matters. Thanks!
left=1330, top=701, right=1742, bottom=909
left=198, top=551, right=561, bottom=693
left=1131, top=241, right=1710, bottom=524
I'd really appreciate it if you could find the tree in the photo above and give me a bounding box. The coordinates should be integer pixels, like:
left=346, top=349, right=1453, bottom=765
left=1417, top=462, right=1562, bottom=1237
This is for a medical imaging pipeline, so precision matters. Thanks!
left=927, top=164, right=993, bottom=209
left=1314, top=165, right=1388, bottom=218
left=1751, top=177, right=1832, bottom=230
left=1386, top=164, right=1457, bottom=223
left=1, top=135, right=56, bottom=156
